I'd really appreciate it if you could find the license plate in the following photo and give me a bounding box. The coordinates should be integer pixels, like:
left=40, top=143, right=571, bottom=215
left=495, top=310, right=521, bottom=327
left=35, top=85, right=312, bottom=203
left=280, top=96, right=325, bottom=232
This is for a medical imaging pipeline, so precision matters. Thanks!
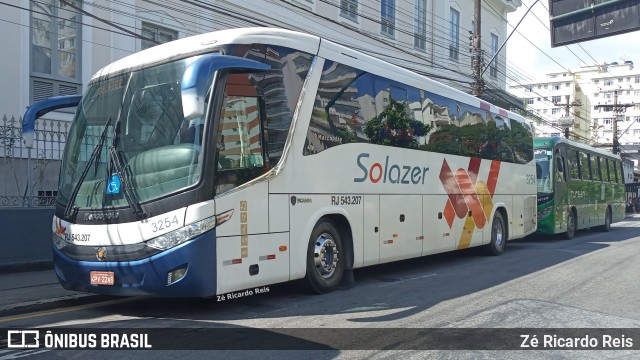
left=90, top=271, right=114, bottom=286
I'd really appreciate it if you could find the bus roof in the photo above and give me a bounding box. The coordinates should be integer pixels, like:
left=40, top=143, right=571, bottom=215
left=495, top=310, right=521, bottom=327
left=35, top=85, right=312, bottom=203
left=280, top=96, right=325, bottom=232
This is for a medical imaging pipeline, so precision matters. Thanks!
left=534, top=137, right=621, bottom=160
left=91, top=27, right=321, bottom=82
left=91, top=27, right=525, bottom=126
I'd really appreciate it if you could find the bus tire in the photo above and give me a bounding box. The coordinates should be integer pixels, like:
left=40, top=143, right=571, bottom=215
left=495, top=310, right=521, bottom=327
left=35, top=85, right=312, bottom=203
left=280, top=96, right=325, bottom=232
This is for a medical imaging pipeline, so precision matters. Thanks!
left=564, top=210, right=576, bottom=240
left=303, top=219, right=345, bottom=294
left=597, top=207, right=612, bottom=232
left=485, top=212, right=506, bottom=256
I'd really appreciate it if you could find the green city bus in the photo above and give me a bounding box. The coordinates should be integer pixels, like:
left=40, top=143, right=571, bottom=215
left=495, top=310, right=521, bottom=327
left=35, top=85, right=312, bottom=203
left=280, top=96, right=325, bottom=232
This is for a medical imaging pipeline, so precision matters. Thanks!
left=535, top=137, right=626, bottom=239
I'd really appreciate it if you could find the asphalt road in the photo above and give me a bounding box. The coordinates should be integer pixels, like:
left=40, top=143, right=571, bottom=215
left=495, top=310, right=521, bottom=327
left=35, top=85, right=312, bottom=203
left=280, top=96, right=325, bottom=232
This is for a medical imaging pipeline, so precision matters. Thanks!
left=2, top=217, right=640, bottom=359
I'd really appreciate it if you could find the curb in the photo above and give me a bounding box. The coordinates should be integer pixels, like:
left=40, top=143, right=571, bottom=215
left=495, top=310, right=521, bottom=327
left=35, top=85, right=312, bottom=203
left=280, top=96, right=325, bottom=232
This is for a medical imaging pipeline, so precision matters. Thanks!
left=0, top=261, right=53, bottom=274
left=0, top=294, right=107, bottom=318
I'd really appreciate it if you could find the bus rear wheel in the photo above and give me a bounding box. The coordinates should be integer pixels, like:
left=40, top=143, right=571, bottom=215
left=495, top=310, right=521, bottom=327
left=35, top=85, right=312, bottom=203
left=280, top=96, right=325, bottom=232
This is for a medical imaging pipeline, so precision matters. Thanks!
left=304, top=219, right=345, bottom=294
left=484, top=212, right=506, bottom=256
left=564, top=210, right=576, bottom=240
left=597, top=207, right=612, bottom=232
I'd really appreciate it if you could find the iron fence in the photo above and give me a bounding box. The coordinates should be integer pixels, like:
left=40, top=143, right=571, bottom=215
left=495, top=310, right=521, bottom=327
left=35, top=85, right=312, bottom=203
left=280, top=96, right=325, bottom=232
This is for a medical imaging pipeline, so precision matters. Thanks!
left=0, top=115, right=69, bottom=207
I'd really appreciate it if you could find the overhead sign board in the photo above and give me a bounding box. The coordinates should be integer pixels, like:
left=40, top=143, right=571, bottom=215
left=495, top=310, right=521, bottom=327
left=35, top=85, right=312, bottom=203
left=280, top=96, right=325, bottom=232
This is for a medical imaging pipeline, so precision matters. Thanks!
left=550, top=0, right=640, bottom=47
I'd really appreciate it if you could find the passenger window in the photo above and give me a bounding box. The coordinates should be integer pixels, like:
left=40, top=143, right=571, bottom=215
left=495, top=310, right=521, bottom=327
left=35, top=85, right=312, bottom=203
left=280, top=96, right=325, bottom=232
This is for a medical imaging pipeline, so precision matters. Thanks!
left=618, top=161, right=624, bottom=184
left=568, top=149, right=580, bottom=179
left=591, top=155, right=601, bottom=181
left=580, top=151, right=591, bottom=180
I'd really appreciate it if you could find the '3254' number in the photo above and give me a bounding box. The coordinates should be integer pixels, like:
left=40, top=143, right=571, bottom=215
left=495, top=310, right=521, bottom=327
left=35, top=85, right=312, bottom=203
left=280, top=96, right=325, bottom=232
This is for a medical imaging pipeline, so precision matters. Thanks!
left=151, top=215, right=179, bottom=232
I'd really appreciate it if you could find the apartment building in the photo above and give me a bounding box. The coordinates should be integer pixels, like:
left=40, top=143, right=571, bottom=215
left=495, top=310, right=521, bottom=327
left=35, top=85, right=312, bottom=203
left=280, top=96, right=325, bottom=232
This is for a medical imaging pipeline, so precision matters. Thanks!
left=508, top=71, right=592, bottom=142
left=509, top=61, right=640, bottom=168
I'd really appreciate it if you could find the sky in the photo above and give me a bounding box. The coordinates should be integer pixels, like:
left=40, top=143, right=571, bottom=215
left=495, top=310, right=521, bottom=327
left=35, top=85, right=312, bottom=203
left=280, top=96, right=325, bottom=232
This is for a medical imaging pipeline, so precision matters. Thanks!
left=505, top=0, right=640, bottom=83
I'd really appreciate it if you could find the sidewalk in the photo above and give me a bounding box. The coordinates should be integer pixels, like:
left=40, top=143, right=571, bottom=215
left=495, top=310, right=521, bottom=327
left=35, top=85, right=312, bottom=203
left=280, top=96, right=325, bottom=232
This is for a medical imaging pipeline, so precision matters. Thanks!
left=0, top=268, right=97, bottom=316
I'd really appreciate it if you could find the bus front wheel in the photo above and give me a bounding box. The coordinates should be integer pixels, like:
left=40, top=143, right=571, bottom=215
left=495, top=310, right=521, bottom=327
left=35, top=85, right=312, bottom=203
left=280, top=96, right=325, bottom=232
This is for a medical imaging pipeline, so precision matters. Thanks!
left=485, top=212, right=506, bottom=256
left=304, top=219, right=345, bottom=294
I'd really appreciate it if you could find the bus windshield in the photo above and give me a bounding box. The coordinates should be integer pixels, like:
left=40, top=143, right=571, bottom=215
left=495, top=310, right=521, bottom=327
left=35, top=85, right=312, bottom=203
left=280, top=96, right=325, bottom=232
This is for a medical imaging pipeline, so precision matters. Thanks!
left=534, top=148, right=553, bottom=195
left=59, top=55, right=208, bottom=210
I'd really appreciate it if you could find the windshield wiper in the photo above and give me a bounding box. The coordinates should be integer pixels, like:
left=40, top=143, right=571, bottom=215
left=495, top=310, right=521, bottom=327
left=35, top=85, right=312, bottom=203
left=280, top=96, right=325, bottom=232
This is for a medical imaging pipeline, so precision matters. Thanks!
left=63, top=117, right=112, bottom=219
left=107, top=119, right=147, bottom=219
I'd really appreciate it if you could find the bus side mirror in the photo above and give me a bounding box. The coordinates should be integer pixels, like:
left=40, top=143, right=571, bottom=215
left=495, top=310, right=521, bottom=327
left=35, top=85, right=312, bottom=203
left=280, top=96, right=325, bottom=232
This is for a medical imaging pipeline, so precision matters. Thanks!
left=181, top=55, right=270, bottom=121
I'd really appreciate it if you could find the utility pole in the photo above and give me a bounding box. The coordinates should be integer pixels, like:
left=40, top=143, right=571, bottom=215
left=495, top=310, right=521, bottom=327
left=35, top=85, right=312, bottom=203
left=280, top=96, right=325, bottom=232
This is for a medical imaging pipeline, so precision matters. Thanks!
left=595, top=89, right=633, bottom=154
left=471, top=0, right=484, bottom=97
left=553, top=95, right=581, bottom=139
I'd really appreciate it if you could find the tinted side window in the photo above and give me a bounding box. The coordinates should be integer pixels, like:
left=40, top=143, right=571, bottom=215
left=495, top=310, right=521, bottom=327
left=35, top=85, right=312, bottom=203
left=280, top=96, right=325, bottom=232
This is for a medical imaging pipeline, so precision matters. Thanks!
left=617, top=161, right=624, bottom=184
left=225, top=44, right=312, bottom=165
left=510, top=119, right=533, bottom=164
left=305, top=60, right=430, bottom=154
left=580, top=151, right=591, bottom=180
left=568, top=149, right=580, bottom=179
left=602, top=158, right=610, bottom=182
left=591, top=155, right=601, bottom=181
left=605, top=159, right=614, bottom=182
left=304, top=59, right=533, bottom=164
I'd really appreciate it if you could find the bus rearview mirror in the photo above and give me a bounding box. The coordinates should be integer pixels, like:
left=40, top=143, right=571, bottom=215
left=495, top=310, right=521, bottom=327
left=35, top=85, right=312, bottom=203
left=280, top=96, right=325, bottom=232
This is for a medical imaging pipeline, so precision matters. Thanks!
left=181, top=55, right=271, bottom=121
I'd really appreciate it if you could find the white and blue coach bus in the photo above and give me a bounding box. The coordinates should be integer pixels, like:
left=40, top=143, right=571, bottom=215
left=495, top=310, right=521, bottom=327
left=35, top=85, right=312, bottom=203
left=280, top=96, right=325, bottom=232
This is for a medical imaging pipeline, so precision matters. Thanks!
left=24, top=28, right=536, bottom=297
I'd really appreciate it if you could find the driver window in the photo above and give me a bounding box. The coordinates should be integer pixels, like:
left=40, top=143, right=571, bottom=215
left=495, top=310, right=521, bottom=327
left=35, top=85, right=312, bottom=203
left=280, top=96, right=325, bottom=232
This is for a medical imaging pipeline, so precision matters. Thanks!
left=215, top=73, right=266, bottom=194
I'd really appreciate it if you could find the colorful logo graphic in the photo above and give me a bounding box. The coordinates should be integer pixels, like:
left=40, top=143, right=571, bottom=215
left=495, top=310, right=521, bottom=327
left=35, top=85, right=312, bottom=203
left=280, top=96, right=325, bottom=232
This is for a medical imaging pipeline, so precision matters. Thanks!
left=439, top=158, right=501, bottom=249
left=54, top=217, right=67, bottom=237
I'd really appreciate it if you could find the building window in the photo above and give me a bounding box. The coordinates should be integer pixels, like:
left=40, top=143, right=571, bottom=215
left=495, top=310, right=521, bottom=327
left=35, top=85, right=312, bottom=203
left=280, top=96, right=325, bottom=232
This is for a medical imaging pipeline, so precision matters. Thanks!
left=381, top=0, right=395, bottom=37
left=525, top=86, right=532, bottom=92
left=553, top=83, right=560, bottom=90
left=414, top=0, right=427, bottom=50
left=490, top=33, right=498, bottom=78
left=594, top=92, right=599, bottom=97
left=141, top=22, right=177, bottom=50
left=526, top=98, right=534, bottom=104
left=604, top=79, right=613, bottom=86
left=566, top=82, right=570, bottom=87
left=593, top=79, right=599, bottom=84
left=635, top=76, right=640, bottom=83
left=449, top=8, right=459, bottom=61
left=340, top=0, right=358, bottom=21
left=30, top=0, right=82, bottom=104
left=552, top=95, right=561, bottom=103
left=552, top=108, right=561, bottom=115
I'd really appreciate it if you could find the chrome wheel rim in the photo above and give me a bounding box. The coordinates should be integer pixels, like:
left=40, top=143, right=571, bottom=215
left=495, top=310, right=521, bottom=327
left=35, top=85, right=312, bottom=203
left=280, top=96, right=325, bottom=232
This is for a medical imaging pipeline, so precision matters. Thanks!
left=313, top=233, right=338, bottom=279
left=493, top=218, right=504, bottom=247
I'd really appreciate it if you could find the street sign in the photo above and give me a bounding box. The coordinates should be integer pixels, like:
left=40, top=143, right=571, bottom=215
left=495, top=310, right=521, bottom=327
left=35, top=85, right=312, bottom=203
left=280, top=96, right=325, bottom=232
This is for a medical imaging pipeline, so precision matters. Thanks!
left=550, top=0, right=640, bottom=47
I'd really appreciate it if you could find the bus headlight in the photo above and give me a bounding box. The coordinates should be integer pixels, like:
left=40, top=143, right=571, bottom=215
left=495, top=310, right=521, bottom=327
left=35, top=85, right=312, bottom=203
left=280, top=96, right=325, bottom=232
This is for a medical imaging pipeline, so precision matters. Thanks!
left=53, top=232, right=69, bottom=250
left=537, top=207, right=553, bottom=219
left=145, top=214, right=218, bottom=250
